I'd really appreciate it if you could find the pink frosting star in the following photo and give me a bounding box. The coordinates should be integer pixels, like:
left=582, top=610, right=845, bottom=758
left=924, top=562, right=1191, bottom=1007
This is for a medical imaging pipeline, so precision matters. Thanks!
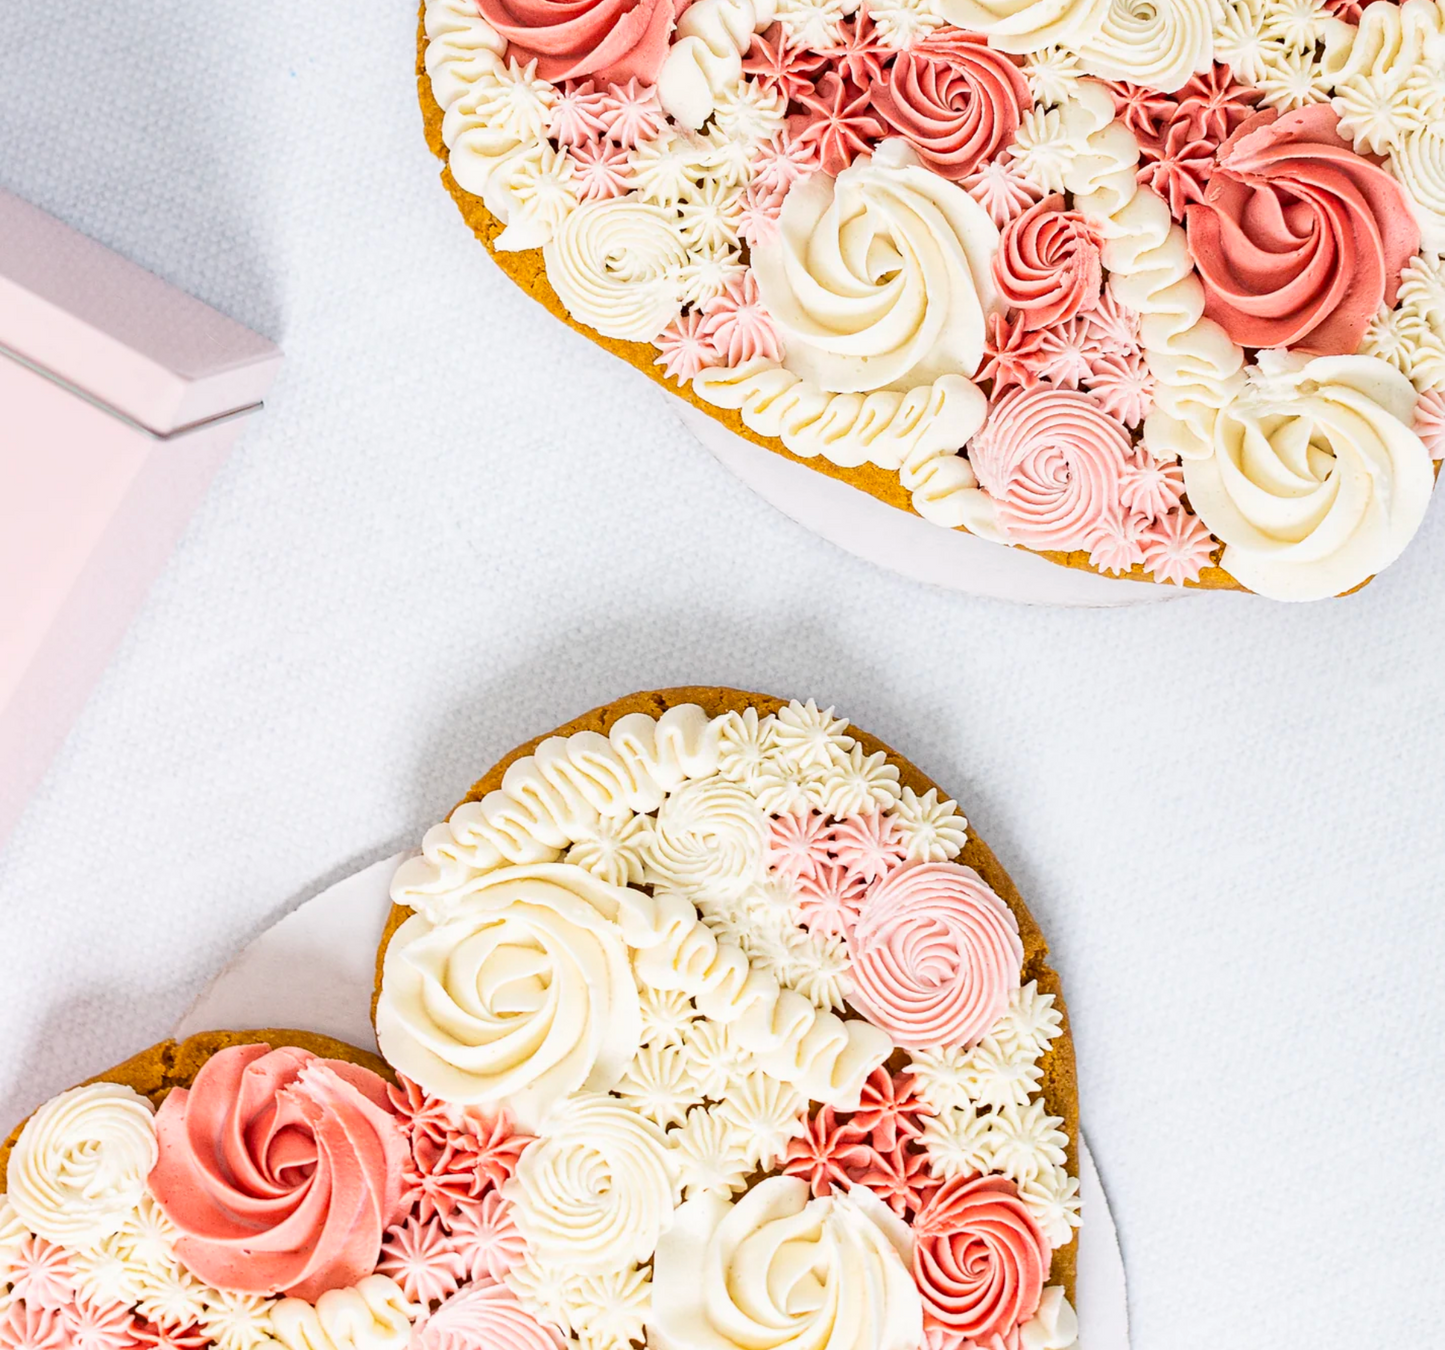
left=377, top=1214, right=466, bottom=1306
left=1117, top=447, right=1184, bottom=521
left=1107, top=80, right=1176, bottom=142
left=654, top=312, right=723, bottom=384
left=453, top=1108, right=534, bottom=1194
left=1082, top=292, right=1141, bottom=358
left=389, top=1074, right=457, bottom=1147
left=743, top=23, right=827, bottom=101
left=1137, top=119, right=1216, bottom=221
left=827, top=811, right=907, bottom=886
left=978, top=311, right=1049, bottom=394
left=598, top=78, right=663, bottom=147
left=796, top=861, right=868, bottom=937
left=1172, top=63, right=1261, bottom=144
left=1413, top=387, right=1445, bottom=459
left=0, top=1303, right=68, bottom=1350
left=128, top=1321, right=210, bottom=1350
left=1088, top=510, right=1148, bottom=576
left=783, top=1107, right=876, bottom=1196
left=787, top=72, right=885, bottom=175
left=738, top=182, right=786, bottom=247
left=445, top=1192, right=527, bottom=1283
left=849, top=1067, right=932, bottom=1152
left=846, top=1138, right=937, bottom=1217
left=1084, top=349, right=1155, bottom=427
left=963, top=156, right=1043, bottom=228
left=1034, top=318, right=1094, bottom=390
left=753, top=134, right=822, bottom=194
left=7, top=1238, right=75, bottom=1311
left=700, top=272, right=785, bottom=366
left=568, top=138, right=633, bottom=200
left=60, top=1300, right=134, bottom=1350
left=766, top=809, right=834, bottom=883
left=1141, top=509, right=1216, bottom=585
left=403, top=1131, right=481, bottom=1223
left=549, top=79, right=610, bottom=146
left=826, top=11, right=890, bottom=88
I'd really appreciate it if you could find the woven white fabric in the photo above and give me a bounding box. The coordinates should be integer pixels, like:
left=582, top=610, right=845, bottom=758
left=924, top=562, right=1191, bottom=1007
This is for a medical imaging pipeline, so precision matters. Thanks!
left=0, top=6, right=1442, bottom=1349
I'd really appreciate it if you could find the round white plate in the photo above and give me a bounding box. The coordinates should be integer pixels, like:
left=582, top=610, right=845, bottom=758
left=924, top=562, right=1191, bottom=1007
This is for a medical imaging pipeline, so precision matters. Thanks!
left=177, top=853, right=1131, bottom=1350
left=678, top=404, right=1182, bottom=609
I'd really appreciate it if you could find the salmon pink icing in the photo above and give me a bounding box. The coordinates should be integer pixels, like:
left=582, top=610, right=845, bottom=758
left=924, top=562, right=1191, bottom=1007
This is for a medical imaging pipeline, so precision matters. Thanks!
left=477, top=0, right=684, bottom=85
left=148, top=1045, right=407, bottom=1302
left=1185, top=105, right=1420, bottom=355
left=992, top=195, right=1102, bottom=331
left=868, top=32, right=1030, bottom=183
left=913, top=1175, right=1050, bottom=1343
left=845, top=862, right=1023, bottom=1052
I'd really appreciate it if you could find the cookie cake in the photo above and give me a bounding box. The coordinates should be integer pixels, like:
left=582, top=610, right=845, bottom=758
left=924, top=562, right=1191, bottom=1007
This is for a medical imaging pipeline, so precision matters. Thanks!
left=1, top=690, right=1082, bottom=1350
left=417, top=0, right=1445, bottom=599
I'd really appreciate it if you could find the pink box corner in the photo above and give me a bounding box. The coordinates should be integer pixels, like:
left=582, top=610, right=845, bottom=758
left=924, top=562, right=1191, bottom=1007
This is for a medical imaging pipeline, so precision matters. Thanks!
left=0, top=190, right=283, bottom=847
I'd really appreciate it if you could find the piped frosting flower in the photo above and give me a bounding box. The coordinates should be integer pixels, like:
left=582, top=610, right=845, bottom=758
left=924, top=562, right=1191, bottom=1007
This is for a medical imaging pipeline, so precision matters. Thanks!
left=992, top=195, right=1101, bottom=330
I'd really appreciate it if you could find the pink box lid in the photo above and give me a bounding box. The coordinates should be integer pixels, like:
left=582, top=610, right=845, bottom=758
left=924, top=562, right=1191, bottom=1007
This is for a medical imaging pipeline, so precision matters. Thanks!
left=0, top=189, right=282, bottom=434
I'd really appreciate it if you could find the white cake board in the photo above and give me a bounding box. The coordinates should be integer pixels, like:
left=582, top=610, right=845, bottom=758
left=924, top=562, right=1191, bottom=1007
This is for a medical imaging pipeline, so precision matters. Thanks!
left=176, top=854, right=1130, bottom=1350
left=677, top=405, right=1182, bottom=608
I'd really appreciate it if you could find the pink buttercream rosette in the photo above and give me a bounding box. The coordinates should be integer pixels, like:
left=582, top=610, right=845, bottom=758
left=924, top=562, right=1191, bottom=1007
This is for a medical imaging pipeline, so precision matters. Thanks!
left=844, top=861, right=1024, bottom=1052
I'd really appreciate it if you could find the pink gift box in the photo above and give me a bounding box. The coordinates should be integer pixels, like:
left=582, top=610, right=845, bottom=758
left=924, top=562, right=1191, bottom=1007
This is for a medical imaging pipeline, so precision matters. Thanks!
left=0, top=189, right=283, bottom=846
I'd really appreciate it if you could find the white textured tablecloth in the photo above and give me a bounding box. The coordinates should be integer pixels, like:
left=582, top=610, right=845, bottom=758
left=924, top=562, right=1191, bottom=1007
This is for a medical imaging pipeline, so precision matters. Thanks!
left=1, top=6, right=1442, bottom=1348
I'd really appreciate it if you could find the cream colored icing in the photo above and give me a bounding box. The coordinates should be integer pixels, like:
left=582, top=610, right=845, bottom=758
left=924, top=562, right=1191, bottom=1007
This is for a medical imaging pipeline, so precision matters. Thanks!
left=1181, top=351, right=1434, bottom=601
left=751, top=140, right=1001, bottom=395
left=269, top=1276, right=418, bottom=1350
left=935, top=0, right=1109, bottom=53
left=7, top=1083, right=156, bottom=1247
left=1076, top=0, right=1215, bottom=93
left=644, top=775, right=769, bottom=900
left=504, top=1092, right=680, bottom=1268
left=392, top=704, right=719, bottom=922
left=649, top=1177, right=923, bottom=1350
left=658, top=0, right=777, bottom=129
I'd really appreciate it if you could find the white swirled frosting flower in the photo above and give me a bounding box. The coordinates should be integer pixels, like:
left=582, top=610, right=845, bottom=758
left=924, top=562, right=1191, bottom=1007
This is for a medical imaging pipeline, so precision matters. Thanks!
left=543, top=199, right=688, bottom=341
left=1077, top=0, right=1213, bottom=93
left=750, top=139, right=1001, bottom=395
left=644, top=775, right=767, bottom=901
left=375, top=862, right=660, bottom=1128
left=936, top=0, right=1108, bottom=53
left=7, top=1083, right=157, bottom=1246
left=1183, top=353, right=1434, bottom=602
left=650, top=1176, right=922, bottom=1350
left=504, top=1092, right=680, bottom=1269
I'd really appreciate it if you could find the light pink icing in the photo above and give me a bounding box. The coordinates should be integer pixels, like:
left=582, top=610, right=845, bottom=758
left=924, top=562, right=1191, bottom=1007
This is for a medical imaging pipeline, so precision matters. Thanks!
left=654, top=312, right=722, bottom=383
left=828, top=812, right=907, bottom=886
left=1140, top=508, right=1216, bottom=585
left=1087, top=511, right=1147, bottom=576
left=868, top=31, right=1030, bottom=183
left=7, top=1237, right=74, bottom=1311
left=477, top=0, right=682, bottom=85
left=963, top=155, right=1043, bottom=228
left=992, top=195, right=1102, bottom=330
left=913, top=1175, right=1050, bottom=1344
left=377, top=1213, right=465, bottom=1306
left=568, top=139, right=634, bottom=200
left=766, top=809, right=834, bottom=882
left=59, top=1298, right=133, bottom=1350
left=738, top=182, right=787, bottom=247
left=796, top=861, right=868, bottom=937
left=969, top=387, right=1133, bottom=561
left=845, top=861, right=1023, bottom=1052
left=1081, top=292, right=1141, bottom=358
left=1185, top=105, right=1420, bottom=354
left=1117, top=448, right=1184, bottom=520
left=1084, top=349, right=1154, bottom=427
left=148, top=1044, right=407, bottom=1302
left=549, top=80, right=610, bottom=146
left=1033, top=318, right=1093, bottom=390
left=0, top=1303, right=67, bottom=1350
left=1413, top=387, right=1445, bottom=459
left=700, top=272, right=785, bottom=366
left=446, top=1192, right=527, bottom=1283
left=416, top=1280, right=567, bottom=1350
left=786, top=73, right=885, bottom=176
left=598, top=78, right=664, bottom=147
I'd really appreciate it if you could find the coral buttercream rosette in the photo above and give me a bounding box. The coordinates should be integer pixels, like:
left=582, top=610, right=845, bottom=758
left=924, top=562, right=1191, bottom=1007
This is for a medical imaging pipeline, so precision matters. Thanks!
left=420, top=0, right=1445, bottom=599
left=368, top=687, right=1083, bottom=1350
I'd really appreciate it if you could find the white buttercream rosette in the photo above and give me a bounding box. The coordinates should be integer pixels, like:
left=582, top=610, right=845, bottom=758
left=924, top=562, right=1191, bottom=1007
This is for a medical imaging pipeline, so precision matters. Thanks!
left=376, top=699, right=1082, bottom=1350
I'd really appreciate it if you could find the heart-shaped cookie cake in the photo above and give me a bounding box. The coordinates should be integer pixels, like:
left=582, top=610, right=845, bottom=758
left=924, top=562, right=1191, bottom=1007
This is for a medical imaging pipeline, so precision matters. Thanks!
left=372, top=687, right=1081, bottom=1350
left=418, top=0, right=1445, bottom=599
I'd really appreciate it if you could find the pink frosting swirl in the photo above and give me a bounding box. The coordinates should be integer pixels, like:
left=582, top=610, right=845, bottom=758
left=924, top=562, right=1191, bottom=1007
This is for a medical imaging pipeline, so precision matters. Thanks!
left=913, top=1175, right=1050, bottom=1343
left=992, top=195, right=1102, bottom=330
left=867, top=31, right=1030, bottom=183
left=969, top=387, right=1131, bottom=560
left=148, top=1045, right=407, bottom=1302
left=1185, top=105, right=1420, bottom=354
left=845, top=862, right=1022, bottom=1051
left=477, top=0, right=682, bottom=84
left=416, top=1280, right=566, bottom=1350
